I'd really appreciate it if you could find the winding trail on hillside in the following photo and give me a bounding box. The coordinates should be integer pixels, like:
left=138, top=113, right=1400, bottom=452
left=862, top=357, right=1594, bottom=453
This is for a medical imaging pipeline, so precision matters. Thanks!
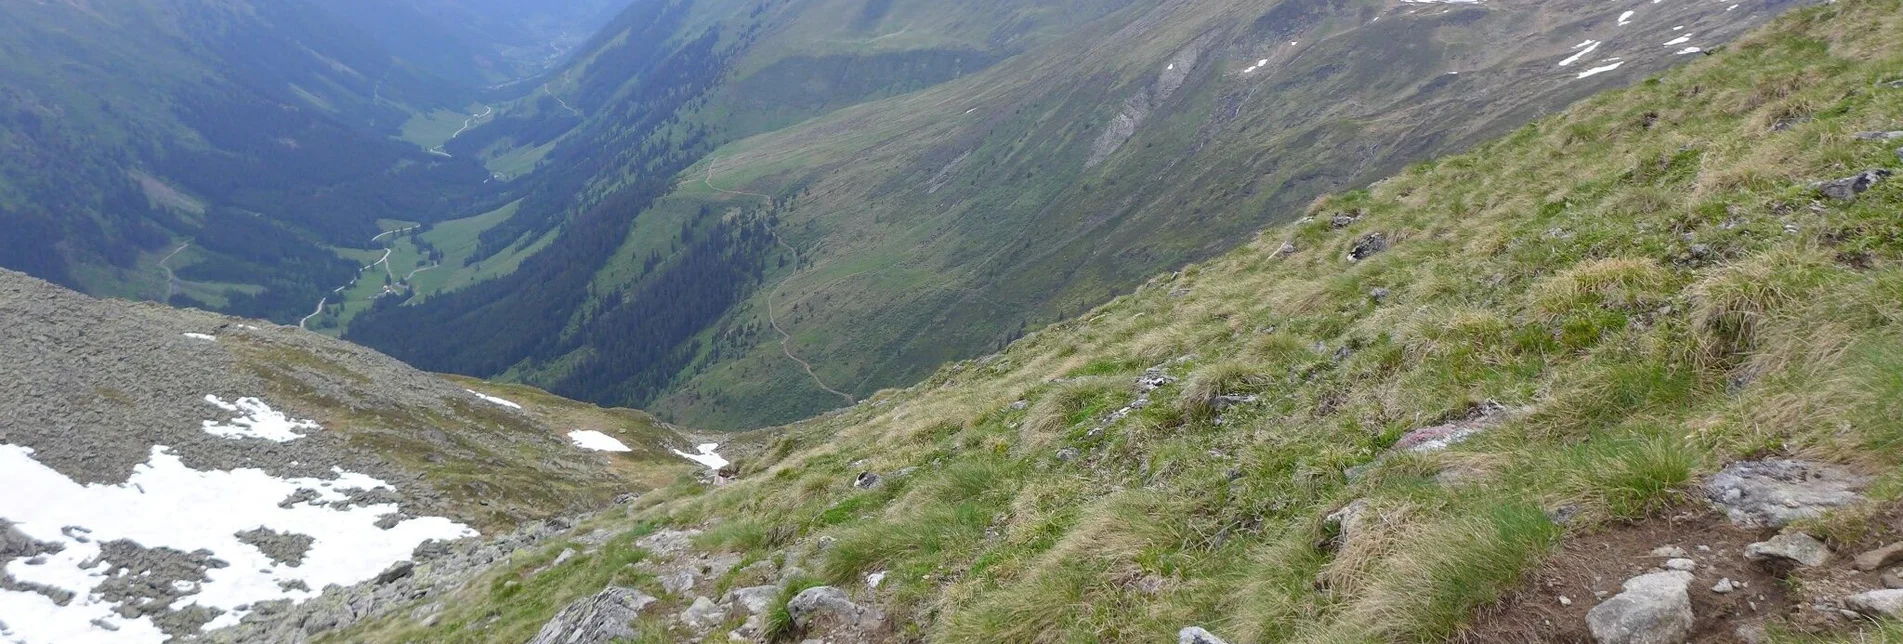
left=298, top=227, right=416, bottom=331
left=158, top=242, right=189, bottom=301
left=544, top=85, right=581, bottom=117
left=703, top=162, right=855, bottom=405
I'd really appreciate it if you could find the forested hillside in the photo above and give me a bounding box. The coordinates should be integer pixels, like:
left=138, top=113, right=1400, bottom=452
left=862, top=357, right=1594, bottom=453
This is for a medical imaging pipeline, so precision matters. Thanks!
left=349, top=0, right=1817, bottom=430
left=0, top=0, right=509, bottom=322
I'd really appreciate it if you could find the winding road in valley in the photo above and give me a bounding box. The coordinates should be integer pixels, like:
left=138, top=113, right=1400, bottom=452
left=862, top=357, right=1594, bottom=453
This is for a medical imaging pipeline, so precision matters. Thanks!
left=703, top=162, right=855, bottom=405
left=299, top=227, right=415, bottom=331
left=158, top=242, right=189, bottom=301
left=428, top=106, right=493, bottom=157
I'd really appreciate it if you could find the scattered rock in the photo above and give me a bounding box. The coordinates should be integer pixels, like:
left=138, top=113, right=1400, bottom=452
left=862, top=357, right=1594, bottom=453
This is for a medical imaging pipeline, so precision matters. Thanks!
left=680, top=596, right=726, bottom=632
left=526, top=587, right=656, bottom=644
left=1585, top=571, right=1695, bottom=644
left=551, top=548, right=577, bottom=568
left=1705, top=459, right=1868, bottom=528
left=1135, top=368, right=1177, bottom=392
left=1883, top=568, right=1903, bottom=589
left=1712, top=578, right=1735, bottom=594
left=1321, top=499, right=1371, bottom=552
left=787, top=586, right=887, bottom=640
left=1347, top=233, right=1388, bottom=262
left=866, top=571, right=887, bottom=589
left=1845, top=589, right=1903, bottom=619
left=1329, top=212, right=1360, bottom=228
left=1369, top=287, right=1390, bottom=303
left=1663, top=558, right=1696, bottom=572
left=726, top=585, right=779, bottom=615
left=1010, top=400, right=1028, bottom=410
left=1180, top=625, right=1230, bottom=644
left=1745, top=532, right=1831, bottom=567
left=1560, top=596, right=1574, bottom=606
left=233, top=527, right=315, bottom=568
left=1649, top=546, right=1690, bottom=558
left=1853, top=131, right=1903, bottom=140
left=1853, top=542, right=1903, bottom=571
left=373, top=561, right=415, bottom=585
left=1812, top=169, right=1892, bottom=201
left=1055, top=448, right=1080, bottom=462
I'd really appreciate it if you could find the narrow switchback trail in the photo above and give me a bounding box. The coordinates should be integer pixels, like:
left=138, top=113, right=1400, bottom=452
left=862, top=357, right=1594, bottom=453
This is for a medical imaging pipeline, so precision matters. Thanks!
left=703, top=162, right=854, bottom=405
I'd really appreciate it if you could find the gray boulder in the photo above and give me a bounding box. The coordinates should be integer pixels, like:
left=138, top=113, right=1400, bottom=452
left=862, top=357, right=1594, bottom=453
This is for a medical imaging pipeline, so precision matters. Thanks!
left=787, top=586, right=887, bottom=641
left=1347, top=233, right=1388, bottom=262
left=1854, top=131, right=1903, bottom=140
left=1180, top=625, right=1231, bottom=644
left=1813, top=169, right=1892, bottom=201
left=1586, top=571, right=1695, bottom=644
left=526, top=587, right=656, bottom=644
left=1744, top=532, right=1831, bottom=567
left=1846, top=589, right=1903, bottom=618
left=1705, top=459, right=1867, bottom=527
left=1853, top=542, right=1903, bottom=571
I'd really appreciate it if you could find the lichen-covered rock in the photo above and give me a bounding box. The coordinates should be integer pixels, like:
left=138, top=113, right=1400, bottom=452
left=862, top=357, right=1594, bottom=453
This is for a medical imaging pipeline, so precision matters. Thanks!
left=1813, top=169, right=1891, bottom=200
left=1180, top=625, right=1231, bottom=644
left=1586, top=571, right=1694, bottom=644
left=526, top=587, right=657, bottom=644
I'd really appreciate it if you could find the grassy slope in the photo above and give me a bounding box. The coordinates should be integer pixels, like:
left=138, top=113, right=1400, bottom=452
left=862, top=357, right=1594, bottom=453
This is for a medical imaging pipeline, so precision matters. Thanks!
left=334, top=0, right=1903, bottom=640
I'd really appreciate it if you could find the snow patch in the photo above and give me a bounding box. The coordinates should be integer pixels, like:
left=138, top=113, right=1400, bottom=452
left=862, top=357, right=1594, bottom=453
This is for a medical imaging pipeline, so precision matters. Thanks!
left=201, top=395, right=319, bottom=442
left=1559, top=40, right=1601, bottom=66
left=1664, top=35, right=1691, bottom=45
left=567, top=430, right=632, bottom=453
left=672, top=443, right=729, bottom=470
left=1402, top=0, right=1479, bottom=4
left=1675, top=46, right=1703, bottom=54
left=1241, top=58, right=1269, bottom=74
left=0, top=444, right=473, bottom=642
left=182, top=333, right=215, bottom=341
left=1617, top=10, right=1635, bottom=25
left=465, top=389, right=522, bottom=410
left=1576, top=58, right=1626, bottom=78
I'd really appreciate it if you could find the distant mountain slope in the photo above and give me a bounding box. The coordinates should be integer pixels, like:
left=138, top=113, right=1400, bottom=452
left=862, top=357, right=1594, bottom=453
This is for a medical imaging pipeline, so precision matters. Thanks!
left=348, top=0, right=1815, bottom=429
left=321, top=0, right=633, bottom=85
left=0, top=0, right=508, bottom=322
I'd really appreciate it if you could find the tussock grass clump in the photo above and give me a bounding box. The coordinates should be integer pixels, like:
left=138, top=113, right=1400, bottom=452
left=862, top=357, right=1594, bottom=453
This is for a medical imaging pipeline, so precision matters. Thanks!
left=1019, top=376, right=1123, bottom=441
left=1177, top=361, right=1272, bottom=417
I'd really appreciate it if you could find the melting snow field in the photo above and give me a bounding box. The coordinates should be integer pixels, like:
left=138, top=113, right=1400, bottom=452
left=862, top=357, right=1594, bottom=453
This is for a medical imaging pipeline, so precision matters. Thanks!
left=181, top=333, right=215, bottom=342
left=466, top=389, right=522, bottom=409
left=0, top=445, right=473, bottom=643
left=1559, top=40, right=1601, bottom=66
left=567, top=430, right=632, bottom=452
left=201, top=395, right=318, bottom=442
left=672, top=443, right=729, bottom=470
left=1577, top=59, right=1627, bottom=78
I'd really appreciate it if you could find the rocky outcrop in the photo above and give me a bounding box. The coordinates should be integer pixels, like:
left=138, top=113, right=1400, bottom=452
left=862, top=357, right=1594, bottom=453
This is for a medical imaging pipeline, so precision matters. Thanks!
left=527, top=587, right=658, bottom=644
left=1586, top=571, right=1695, bottom=644
left=1705, top=460, right=1867, bottom=528
left=200, top=519, right=570, bottom=643
left=788, top=586, right=888, bottom=642
left=1087, top=34, right=1216, bottom=167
